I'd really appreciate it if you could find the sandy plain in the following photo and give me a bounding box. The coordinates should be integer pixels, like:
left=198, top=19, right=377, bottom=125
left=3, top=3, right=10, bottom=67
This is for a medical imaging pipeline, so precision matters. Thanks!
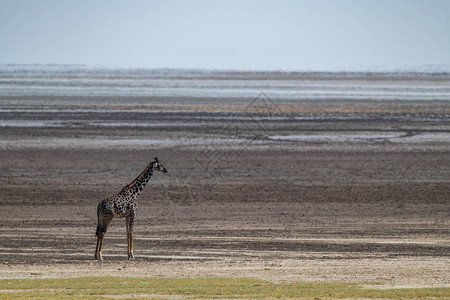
left=0, top=73, right=449, bottom=288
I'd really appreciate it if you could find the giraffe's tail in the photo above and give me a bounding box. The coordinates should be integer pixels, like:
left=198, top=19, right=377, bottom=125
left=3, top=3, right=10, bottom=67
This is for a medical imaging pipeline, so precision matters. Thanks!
left=95, top=224, right=101, bottom=237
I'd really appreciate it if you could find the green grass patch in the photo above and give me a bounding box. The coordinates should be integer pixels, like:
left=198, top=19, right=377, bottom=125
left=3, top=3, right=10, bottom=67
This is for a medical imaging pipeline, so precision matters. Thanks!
left=0, top=277, right=448, bottom=299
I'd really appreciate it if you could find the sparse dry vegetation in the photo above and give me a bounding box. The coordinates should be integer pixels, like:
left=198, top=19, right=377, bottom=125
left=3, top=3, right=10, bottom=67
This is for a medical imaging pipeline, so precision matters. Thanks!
left=1, top=277, right=449, bottom=299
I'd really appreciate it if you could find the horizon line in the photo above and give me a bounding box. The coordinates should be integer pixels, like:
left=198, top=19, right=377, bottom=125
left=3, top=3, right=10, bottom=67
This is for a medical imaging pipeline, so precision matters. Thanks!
left=1, top=63, right=450, bottom=74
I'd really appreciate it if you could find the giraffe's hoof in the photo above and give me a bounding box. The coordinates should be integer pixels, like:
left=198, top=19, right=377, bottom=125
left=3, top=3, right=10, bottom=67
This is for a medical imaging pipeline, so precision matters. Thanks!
left=128, top=256, right=135, bottom=261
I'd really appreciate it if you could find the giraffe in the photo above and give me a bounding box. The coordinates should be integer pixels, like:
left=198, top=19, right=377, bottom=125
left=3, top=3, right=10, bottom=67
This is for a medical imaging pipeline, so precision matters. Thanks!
left=94, top=157, right=168, bottom=260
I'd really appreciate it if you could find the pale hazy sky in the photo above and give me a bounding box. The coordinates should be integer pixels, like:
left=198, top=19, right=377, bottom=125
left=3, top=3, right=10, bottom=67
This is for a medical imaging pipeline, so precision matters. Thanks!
left=1, top=0, right=449, bottom=71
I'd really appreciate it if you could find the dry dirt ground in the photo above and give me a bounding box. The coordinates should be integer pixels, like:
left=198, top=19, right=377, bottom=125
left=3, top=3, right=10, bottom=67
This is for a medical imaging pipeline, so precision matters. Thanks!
left=0, top=97, right=449, bottom=287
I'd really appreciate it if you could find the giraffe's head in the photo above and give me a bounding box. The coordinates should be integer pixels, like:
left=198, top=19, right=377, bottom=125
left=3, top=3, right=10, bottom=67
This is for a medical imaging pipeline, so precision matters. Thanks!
left=153, top=157, right=168, bottom=173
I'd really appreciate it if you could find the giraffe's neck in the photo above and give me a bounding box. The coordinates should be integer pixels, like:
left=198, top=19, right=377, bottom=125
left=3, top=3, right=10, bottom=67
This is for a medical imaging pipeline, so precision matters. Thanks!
left=121, top=161, right=155, bottom=198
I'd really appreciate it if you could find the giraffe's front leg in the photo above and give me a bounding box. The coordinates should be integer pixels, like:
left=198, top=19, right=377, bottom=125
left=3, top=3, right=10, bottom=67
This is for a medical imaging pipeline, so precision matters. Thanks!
left=127, top=232, right=134, bottom=260
left=126, top=216, right=135, bottom=260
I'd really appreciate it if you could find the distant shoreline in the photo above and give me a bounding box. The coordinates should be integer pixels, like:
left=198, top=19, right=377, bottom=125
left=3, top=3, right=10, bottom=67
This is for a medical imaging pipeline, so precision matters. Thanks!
left=1, top=63, right=449, bottom=77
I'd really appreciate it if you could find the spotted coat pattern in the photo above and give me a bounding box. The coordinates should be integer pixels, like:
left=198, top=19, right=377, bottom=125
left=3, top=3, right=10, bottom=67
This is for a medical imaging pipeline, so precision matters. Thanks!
left=94, top=157, right=167, bottom=260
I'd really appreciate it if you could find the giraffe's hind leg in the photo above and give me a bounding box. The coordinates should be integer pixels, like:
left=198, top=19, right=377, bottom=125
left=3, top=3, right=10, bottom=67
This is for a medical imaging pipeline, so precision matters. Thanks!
left=95, top=233, right=105, bottom=260
left=95, top=214, right=113, bottom=260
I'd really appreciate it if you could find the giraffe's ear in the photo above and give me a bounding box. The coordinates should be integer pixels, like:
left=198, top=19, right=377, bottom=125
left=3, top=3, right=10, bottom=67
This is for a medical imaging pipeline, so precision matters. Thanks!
left=154, top=157, right=159, bottom=162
